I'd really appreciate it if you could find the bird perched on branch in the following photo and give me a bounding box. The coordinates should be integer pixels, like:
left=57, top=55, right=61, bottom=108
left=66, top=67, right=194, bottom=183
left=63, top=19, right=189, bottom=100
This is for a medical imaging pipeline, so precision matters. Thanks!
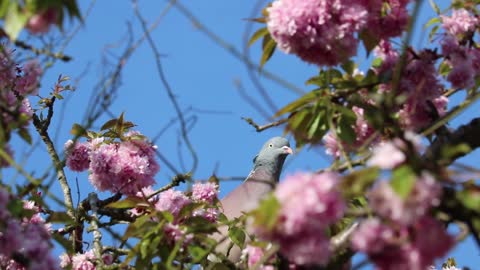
left=213, top=136, right=293, bottom=263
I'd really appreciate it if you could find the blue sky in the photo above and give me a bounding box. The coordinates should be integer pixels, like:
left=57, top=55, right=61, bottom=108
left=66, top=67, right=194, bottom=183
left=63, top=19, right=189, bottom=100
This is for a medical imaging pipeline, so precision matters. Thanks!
left=5, top=0, right=480, bottom=268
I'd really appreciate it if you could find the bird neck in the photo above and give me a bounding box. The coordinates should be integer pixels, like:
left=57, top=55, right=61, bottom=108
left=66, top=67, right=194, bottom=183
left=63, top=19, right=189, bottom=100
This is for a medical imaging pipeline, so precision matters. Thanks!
left=253, top=155, right=286, bottom=183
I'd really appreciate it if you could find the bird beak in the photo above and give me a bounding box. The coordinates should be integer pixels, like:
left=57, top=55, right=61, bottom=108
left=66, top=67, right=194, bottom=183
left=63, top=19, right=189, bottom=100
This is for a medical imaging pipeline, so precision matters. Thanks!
left=282, top=146, right=294, bottom=155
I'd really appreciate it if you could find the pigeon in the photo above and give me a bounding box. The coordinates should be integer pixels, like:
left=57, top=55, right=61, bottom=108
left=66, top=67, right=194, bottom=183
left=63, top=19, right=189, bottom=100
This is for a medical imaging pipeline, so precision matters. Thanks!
left=213, top=136, right=293, bottom=262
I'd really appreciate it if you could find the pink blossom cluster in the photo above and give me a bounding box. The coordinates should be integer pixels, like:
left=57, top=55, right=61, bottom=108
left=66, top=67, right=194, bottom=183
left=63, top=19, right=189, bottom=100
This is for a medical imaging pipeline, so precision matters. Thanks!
left=368, top=132, right=422, bottom=169
left=440, top=9, right=480, bottom=90
left=266, top=0, right=411, bottom=66
left=323, top=106, right=376, bottom=158
left=154, top=182, right=220, bottom=223
left=59, top=249, right=113, bottom=270
left=441, top=9, right=478, bottom=37
left=130, top=183, right=220, bottom=247
left=352, top=172, right=454, bottom=269
left=0, top=188, right=58, bottom=270
left=0, top=51, right=42, bottom=167
left=241, top=245, right=275, bottom=270
left=255, top=172, right=345, bottom=265
left=64, top=133, right=160, bottom=195
left=375, top=41, right=448, bottom=131
left=26, top=8, right=58, bottom=34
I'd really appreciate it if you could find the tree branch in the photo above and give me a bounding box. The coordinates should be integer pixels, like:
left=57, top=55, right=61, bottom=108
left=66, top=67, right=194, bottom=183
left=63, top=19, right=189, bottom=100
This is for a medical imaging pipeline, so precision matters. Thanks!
left=425, top=117, right=480, bottom=166
left=242, top=117, right=288, bottom=132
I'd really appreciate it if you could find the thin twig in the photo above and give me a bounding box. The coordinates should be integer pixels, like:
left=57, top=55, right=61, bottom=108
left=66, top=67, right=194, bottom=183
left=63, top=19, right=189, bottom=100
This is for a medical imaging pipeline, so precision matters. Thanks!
left=242, top=117, right=288, bottom=132
left=133, top=0, right=199, bottom=174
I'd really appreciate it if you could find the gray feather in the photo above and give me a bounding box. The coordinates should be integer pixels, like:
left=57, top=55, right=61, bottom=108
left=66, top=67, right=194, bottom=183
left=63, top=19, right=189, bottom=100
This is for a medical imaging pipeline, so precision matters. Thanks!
left=212, top=137, right=292, bottom=262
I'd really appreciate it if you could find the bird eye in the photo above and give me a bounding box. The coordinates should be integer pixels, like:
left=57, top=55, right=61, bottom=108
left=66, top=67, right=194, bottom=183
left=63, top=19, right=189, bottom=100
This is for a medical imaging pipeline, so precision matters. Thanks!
left=269, top=143, right=273, bottom=147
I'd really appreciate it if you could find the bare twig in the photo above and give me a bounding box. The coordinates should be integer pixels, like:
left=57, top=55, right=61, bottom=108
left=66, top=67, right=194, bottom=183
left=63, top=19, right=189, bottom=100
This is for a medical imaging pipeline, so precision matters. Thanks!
left=242, top=117, right=288, bottom=132
left=133, top=0, right=199, bottom=174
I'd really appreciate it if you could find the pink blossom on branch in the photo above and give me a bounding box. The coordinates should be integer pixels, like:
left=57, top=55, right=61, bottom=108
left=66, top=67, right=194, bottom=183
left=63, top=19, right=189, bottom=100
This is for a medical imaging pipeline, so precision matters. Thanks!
left=352, top=217, right=454, bottom=270
left=191, top=182, right=219, bottom=203
left=64, top=140, right=90, bottom=172
left=26, top=8, right=58, bottom=34
left=368, top=172, right=441, bottom=225
left=155, top=189, right=191, bottom=219
left=267, top=0, right=368, bottom=66
left=67, top=133, right=160, bottom=195
left=254, top=172, right=345, bottom=265
left=242, top=245, right=275, bottom=270
left=441, top=9, right=478, bottom=37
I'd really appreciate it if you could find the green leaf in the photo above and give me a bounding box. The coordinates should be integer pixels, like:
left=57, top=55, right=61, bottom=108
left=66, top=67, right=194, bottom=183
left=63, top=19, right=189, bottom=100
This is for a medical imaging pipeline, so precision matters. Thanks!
left=457, top=188, right=480, bottom=212
left=17, top=128, right=32, bottom=144
left=70, top=123, right=87, bottom=137
left=340, top=167, right=380, bottom=198
left=188, top=245, right=210, bottom=263
left=428, top=0, right=441, bottom=14
left=260, top=35, right=276, bottom=69
left=101, top=118, right=119, bottom=131
left=183, top=216, right=218, bottom=234
left=429, top=25, right=440, bottom=42
left=251, top=194, right=280, bottom=231
left=390, top=165, right=416, bottom=199
left=0, top=0, right=10, bottom=18
left=228, top=226, right=246, bottom=248
left=275, top=90, right=324, bottom=117
left=46, top=211, right=74, bottom=224
left=115, top=112, right=125, bottom=134
left=341, top=60, right=356, bottom=75
left=424, top=16, right=441, bottom=28
left=441, top=143, right=471, bottom=160
left=63, top=0, right=82, bottom=20
left=248, top=27, right=269, bottom=46
left=4, top=2, right=28, bottom=41
left=438, top=61, right=452, bottom=76
left=359, top=30, right=380, bottom=56
left=106, top=196, right=145, bottom=209
left=335, top=108, right=356, bottom=145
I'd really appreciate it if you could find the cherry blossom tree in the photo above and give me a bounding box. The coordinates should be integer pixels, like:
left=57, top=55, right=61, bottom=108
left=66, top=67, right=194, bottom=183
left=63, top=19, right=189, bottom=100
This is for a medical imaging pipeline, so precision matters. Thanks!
left=0, top=0, right=478, bottom=269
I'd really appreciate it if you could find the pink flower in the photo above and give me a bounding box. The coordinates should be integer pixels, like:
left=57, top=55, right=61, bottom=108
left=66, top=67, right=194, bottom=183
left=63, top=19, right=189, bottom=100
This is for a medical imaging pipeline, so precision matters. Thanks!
left=279, top=231, right=331, bottom=265
left=87, top=135, right=159, bottom=195
left=255, top=172, right=345, bottom=265
left=192, top=207, right=220, bottom=223
left=65, top=140, right=91, bottom=172
left=26, top=8, right=58, bottom=34
left=368, top=172, right=441, bottom=225
left=59, top=253, right=71, bottom=268
left=441, top=9, right=478, bottom=37
left=71, top=250, right=96, bottom=270
left=275, top=172, right=345, bottom=235
left=351, top=218, right=395, bottom=254
left=164, top=223, right=193, bottom=246
left=267, top=0, right=368, bottom=66
left=447, top=60, right=475, bottom=89
left=352, top=217, right=454, bottom=270
left=242, top=245, right=275, bottom=270
left=365, top=0, right=410, bottom=40
left=15, top=61, right=42, bottom=96
left=323, top=106, right=376, bottom=157
left=368, top=141, right=406, bottom=169
left=368, top=132, right=422, bottom=169
left=155, top=189, right=191, bottom=219
left=191, top=182, right=219, bottom=203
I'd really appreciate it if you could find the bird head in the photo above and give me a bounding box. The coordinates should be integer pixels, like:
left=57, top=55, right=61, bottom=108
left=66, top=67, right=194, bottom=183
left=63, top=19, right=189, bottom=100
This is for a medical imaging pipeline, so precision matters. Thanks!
left=252, top=137, right=293, bottom=176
